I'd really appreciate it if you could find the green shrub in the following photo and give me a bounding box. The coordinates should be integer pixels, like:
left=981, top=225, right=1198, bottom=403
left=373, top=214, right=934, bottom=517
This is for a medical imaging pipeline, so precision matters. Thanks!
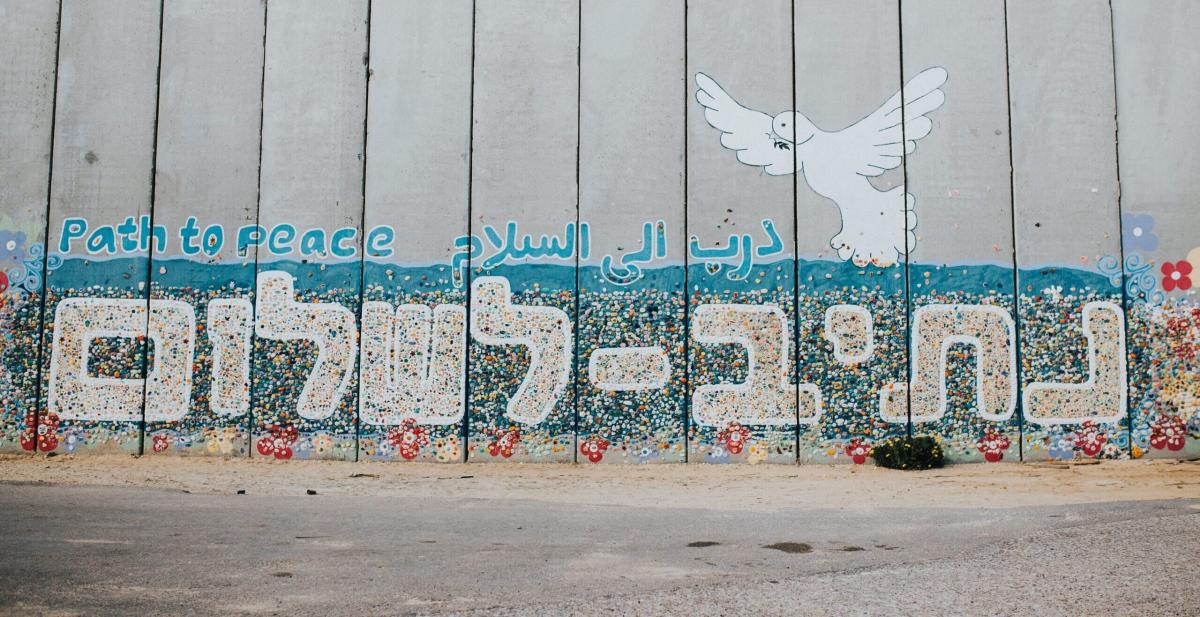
left=870, top=435, right=944, bottom=470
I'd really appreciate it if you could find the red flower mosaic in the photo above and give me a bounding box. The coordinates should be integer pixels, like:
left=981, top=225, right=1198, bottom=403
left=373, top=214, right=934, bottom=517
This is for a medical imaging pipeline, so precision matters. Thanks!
left=487, top=426, right=521, bottom=458
left=1161, top=260, right=1193, bottom=291
left=844, top=437, right=871, bottom=465
left=716, top=422, right=751, bottom=455
left=975, top=428, right=1011, bottom=463
left=256, top=424, right=298, bottom=460
left=20, top=411, right=59, bottom=452
left=1150, top=414, right=1187, bottom=452
left=387, top=418, right=430, bottom=460
left=0, top=271, right=8, bottom=293
left=151, top=433, right=170, bottom=453
left=580, top=436, right=610, bottom=463
left=1072, top=421, right=1107, bottom=457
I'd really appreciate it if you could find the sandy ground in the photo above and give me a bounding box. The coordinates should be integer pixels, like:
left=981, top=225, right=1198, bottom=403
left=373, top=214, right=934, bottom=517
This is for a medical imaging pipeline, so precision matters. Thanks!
left=2, top=453, right=1197, bottom=510
left=2, top=455, right=1199, bottom=615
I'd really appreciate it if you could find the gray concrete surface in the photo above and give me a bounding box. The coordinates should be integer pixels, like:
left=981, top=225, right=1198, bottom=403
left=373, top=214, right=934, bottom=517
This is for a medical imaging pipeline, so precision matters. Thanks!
left=902, top=0, right=1013, bottom=268
left=152, top=0, right=264, bottom=263
left=580, top=0, right=684, bottom=265
left=0, top=483, right=1195, bottom=616
left=1112, top=0, right=1200, bottom=258
left=0, top=0, right=57, bottom=228
left=364, top=0, right=472, bottom=266
left=258, top=0, right=367, bottom=247
left=1008, top=0, right=1120, bottom=270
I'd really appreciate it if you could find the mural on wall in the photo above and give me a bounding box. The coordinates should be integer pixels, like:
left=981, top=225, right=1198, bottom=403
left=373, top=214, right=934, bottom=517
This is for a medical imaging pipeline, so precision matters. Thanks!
left=20, top=212, right=1196, bottom=463
left=2, top=1, right=1198, bottom=465
left=695, top=67, right=947, bottom=267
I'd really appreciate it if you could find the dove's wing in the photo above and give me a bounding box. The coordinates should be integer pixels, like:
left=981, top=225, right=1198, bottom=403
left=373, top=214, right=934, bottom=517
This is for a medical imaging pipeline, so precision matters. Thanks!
left=695, top=73, right=795, bottom=175
left=836, top=67, right=948, bottom=177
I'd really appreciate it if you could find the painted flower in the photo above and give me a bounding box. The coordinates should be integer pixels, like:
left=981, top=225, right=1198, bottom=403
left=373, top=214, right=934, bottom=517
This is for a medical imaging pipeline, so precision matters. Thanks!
left=1150, top=414, right=1187, bottom=451
left=434, top=438, right=461, bottom=463
left=20, top=411, right=60, bottom=452
left=221, top=427, right=239, bottom=454
left=0, top=271, right=7, bottom=294
left=1042, top=285, right=1064, bottom=302
left=18, top=413, right=36, bottom=451
left=844, top=437, right=871, bottom=465
left=1072, top=421, right=1108, bottom=457
left=386, top=419, right=429, bottom=460
left=151, top=433, right=171, bottom=453
left=635, top=443, right=660, bottom=463
left=256, top=424, right=298, bottom=460
left=1161, top=260, right=1193, bottom=292
left=0, top=230, right=26, bottom=268
left=312, top=432, right=335, bottom=455
left=580, top=436, right=610, bottom=463
left=975, top=428, right=1012, bottom=462
left=1047, top=437, right=1075, bottom=461
left=716, top=422, right=752, bottom=455
left=204, top=428, right=222, bottom=454
left=38, top=413, right=60, bottom=452
left=1121, top=213, right=1158, bottom=252
left=487, top=426, right=521, bottom=458
left=64, top=428, right=81, bottom=453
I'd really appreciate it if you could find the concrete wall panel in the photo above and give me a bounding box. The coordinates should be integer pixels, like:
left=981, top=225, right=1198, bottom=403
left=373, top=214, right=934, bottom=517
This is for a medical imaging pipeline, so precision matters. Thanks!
left=359, top=0, right=473, bottom=462
left=468, top=0, right=579, bottom=462
left=1113, top=0, right=1200, bottom=460
left=252, top=0, right=368, bottom=461
left=688, top=0, right=797, bottom=463
left=146, top=0, right=266, bottom=458
left=1008, top=0, right=1125, bottom=461
left=41, top=0, right=162, bottom=454
left=0, top=0, right=59, bottom=453
left=577, top=0, right=686, bottom=464
left=793, top=0, right=907, bottom=464
left=902, top=0, right=1018, bottom=463
left=1, top=1, right=1195, bottom=466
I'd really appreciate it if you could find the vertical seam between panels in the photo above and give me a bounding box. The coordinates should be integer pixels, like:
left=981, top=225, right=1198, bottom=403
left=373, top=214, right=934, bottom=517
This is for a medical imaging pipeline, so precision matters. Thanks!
left=897, top=0, right=912, bottom=439
left=791, top=0, right=800, bottom=462
left=247, top=0, right=270, bottom=458
left=139, top=0, right=168, bottom=456
left=573, top=0, right=582, bottom=463
left=681, top=0, right=690, bottom=463
left=463, top=0, right=477, bottom=462
left=1107, top=0, right=1132, bottom=459
left=33, top=0, right=65, bottom=453
left=1002, top=0, right=1025, bottom=460
left=353, top=0, right=374, bottom=463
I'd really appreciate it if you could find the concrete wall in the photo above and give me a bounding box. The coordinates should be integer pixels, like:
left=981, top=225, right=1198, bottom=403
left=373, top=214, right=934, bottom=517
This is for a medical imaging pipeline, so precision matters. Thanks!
left=1, top=0, right=1197, bottom=464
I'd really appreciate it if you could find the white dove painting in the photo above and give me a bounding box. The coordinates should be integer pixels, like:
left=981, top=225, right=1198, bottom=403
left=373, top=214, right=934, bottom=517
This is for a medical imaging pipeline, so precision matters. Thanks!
left=695, top=67, right=948, bottom=267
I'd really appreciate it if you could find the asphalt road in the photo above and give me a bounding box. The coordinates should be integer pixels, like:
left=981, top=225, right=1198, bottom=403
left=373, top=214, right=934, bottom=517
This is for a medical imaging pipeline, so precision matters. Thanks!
left=0, top=483, right=1197, bottom=616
